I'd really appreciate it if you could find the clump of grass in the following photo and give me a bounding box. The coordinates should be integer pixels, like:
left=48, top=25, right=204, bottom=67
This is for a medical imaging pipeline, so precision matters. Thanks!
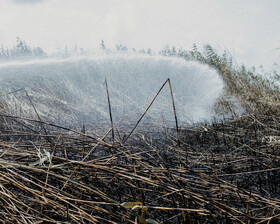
left=160, top=44, right=280, bottom=117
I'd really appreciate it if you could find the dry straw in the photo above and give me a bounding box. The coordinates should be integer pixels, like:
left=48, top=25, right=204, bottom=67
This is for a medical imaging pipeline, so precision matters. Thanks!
left=0, top=45, right=279, bottom=223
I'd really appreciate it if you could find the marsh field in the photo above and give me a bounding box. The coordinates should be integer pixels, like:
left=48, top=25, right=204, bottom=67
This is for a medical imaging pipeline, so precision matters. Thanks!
left=0, top=42, right=279, bottom=223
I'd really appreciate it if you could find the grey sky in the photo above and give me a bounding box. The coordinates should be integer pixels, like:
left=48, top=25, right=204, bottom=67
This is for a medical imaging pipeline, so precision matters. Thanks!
left=0, top=0, right=279, bottom=69
left=12, top=0, right=44, bottom=4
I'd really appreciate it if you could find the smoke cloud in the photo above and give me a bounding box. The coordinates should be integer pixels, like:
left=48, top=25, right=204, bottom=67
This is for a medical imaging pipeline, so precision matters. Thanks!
left=0, top=54, right=224, bottom=128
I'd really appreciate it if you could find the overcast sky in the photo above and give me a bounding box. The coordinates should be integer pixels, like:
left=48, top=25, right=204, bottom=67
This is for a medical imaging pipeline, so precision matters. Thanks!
left=0, top=0, right=279, bottom=69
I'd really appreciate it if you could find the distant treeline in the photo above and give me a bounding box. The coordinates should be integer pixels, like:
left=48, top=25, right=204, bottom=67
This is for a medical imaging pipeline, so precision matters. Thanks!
left=0, top=37, right=47, bottom=59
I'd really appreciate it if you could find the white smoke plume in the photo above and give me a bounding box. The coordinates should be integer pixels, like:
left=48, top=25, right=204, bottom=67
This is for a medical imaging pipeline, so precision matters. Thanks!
left=0, top=54, right=224, bottom=128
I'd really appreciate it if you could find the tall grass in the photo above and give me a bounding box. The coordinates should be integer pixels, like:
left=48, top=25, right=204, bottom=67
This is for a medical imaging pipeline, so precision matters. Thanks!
left=160, top=44, right=280, bottom=117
